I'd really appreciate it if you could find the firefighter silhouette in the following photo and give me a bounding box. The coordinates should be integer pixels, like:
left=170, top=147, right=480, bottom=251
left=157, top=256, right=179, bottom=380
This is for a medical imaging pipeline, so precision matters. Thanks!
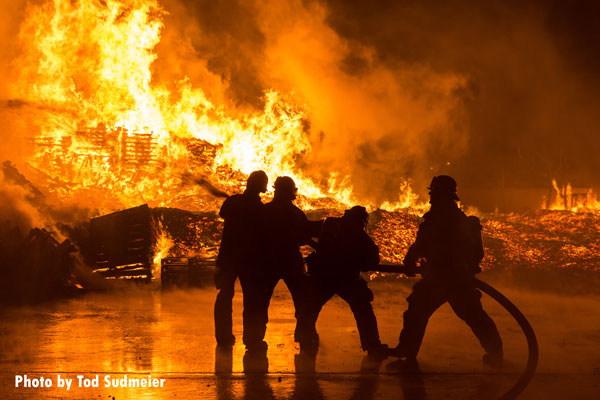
left=305, top=206, right=388, bottom=360
left=244, top=176, right=321, bottom=355
left=390, top=175, right=503, bottom=367
left=214, top=170, right=268, bottom=348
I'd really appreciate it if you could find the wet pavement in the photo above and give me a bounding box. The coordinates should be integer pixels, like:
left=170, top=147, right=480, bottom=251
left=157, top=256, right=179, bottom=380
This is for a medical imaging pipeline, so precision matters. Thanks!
left=1, top=276, right=599, bottom=399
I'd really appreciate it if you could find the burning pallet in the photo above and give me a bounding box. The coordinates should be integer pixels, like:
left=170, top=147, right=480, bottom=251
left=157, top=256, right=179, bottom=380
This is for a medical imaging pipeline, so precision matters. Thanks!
left=30, top=126, right=222, bottom=176
left=90, top=204, right=153, bottom=280
left=88, top=204, right=219, bottom=284
left=161, top=256, right=215, bottom=288
left=32, top=127, right=158, bottom=172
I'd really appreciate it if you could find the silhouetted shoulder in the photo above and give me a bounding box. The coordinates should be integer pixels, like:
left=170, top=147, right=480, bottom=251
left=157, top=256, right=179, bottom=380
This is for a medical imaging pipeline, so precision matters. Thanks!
left=323, top=216, right=340, bottom=228
left=219, top=194, right=243, bottom=219
left=264, top=201, right=307, bottom=221
left=291, top=203, right=309, bottom=221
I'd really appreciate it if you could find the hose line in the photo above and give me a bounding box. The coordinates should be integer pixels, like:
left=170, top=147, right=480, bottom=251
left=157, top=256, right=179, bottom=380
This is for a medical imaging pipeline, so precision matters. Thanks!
left=371, top=265, right=539, bottom=399
left=472, top=278, right=539, bottom=400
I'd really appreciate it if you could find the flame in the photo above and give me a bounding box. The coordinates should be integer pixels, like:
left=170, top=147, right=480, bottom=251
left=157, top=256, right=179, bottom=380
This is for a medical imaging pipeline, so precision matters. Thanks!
left=151, top=218, right=173, bottom=280
left=9, top=0, right=424, bottom=213
left=379, top=179, right=428, bottom=213
left=544, top=179, right=600, bottom=212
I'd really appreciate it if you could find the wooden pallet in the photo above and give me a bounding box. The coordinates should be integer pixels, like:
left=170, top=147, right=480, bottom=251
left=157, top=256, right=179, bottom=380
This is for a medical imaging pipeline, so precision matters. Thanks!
left=161, top=256, right=215, bottom=288
left=90, top=204, right=152, bottom=280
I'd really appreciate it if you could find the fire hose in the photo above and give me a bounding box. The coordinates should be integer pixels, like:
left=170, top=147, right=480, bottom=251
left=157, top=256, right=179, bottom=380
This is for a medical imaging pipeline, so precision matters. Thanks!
left=372, top=264, right=538, bottom=400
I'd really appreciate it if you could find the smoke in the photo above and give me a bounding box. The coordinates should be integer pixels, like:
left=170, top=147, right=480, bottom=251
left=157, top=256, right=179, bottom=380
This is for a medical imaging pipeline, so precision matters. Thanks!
left=165, top=0, right=600, bottom=200
left=0, top=180, right=41, bottom=235
left=303, top=0, right=600, bottom=192
left=157, top=0, right=467, bottom=204
left=156, top=0, right=600, bottom=203
left=156, top=0, right=265, bottom=109
left=253, top=1, right=467, bottom=203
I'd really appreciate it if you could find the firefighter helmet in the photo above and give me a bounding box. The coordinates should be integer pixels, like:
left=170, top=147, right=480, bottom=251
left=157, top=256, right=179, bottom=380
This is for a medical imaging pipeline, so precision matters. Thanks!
left=343, top=205, right=369, bottom=229
left=273, top=176, right=298, bottom=200
left=247, top=170, right=268, bottom=192
left=428, top=175, right=460, bottom=201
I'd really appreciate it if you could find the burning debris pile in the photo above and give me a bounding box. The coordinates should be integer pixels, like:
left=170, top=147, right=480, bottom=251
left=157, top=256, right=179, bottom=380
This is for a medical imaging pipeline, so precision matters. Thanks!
left=0, top=161, right=92, bottom=304
left=150, top=207, right=600, bottom=293
left=2, top=154, right=600, bottom=306
left=482, top=211, right=600, bottom=271
left=0, top=226, right=79, bottom=304
left=479, top=211, right=600, bottom=293
left=366, top=209, right=600, bottom=293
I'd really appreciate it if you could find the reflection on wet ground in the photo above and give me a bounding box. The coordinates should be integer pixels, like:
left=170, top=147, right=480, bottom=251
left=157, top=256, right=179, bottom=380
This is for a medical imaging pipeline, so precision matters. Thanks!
left=1, top=276, right=599, bottom=399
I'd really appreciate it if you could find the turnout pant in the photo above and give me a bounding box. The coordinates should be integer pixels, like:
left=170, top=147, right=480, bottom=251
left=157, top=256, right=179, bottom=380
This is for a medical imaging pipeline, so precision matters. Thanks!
left=242, top=269, right=317, bottom=349
left=213, top=264, right=274, bottom=349
left=398, top=278, right=503, bottom=358
left=214, top=267, right=238, bottom=346
left=309, top=276, right=382, bottom=351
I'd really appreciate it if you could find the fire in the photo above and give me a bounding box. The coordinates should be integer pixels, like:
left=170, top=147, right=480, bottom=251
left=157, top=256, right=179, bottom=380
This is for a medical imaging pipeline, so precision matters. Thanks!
left=10, top=0, right=421, bottom=213
left=544, top=180, right=600, bottom=212
left=379, top=179, right=428, bottom=213
left=152, top=218, right=173, bottom=280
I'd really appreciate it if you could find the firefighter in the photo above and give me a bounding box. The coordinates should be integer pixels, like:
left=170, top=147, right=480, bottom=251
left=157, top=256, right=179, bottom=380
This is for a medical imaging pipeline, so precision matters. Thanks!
left=247, top=176, right=320, bottom=355
left=306, top=206, right=389, bottom=360
left=390, top=175, right=503, bottom=367
left=214, top=170, right=268, bottom=349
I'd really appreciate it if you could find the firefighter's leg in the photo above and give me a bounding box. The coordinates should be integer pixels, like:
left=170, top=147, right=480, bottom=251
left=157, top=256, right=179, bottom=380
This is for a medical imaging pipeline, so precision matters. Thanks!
left=284, top=272, right=320, bottom=350
left=396, top=279, right=447, bottom=359
left=449, top=285, right=503, bottom=364
left=337, top=278, right=382, bottom=352
left=300, top=278, right=333, bottom=356
left=240, top=272, right=278, bottom=352
left=306, top=278, right=334, bottom=332
left=214, top=267, right=237, bottom=347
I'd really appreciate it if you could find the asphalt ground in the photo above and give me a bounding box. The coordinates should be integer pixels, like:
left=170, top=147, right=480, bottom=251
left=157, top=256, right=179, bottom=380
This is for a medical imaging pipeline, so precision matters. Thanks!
left=1, top=275, right=599, bottom=399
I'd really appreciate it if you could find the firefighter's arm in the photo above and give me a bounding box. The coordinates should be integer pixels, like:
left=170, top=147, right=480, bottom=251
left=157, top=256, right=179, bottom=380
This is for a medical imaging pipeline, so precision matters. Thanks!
left=302, top=219, right=323, bottom=250
left=297, top=210, right=321, bottom=247
left=307, top=219, right=324, bottom=238
left=359, top=236, right=380, bottom=271
left=402, top=245, right=418, bottom=277
left=403, top=221, right=428, bottom=276
left=466, top=215, right=484, bottom=274
left=219, top=196, right=233, bottom=219
left=214, top=264, right=230, bottom=289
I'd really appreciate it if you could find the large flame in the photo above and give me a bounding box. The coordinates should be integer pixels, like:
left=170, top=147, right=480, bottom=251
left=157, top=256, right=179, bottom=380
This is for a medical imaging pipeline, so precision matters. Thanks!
left=10, top=0, right=424, bottom=213
left=13, top=0, right=595, bottom=220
